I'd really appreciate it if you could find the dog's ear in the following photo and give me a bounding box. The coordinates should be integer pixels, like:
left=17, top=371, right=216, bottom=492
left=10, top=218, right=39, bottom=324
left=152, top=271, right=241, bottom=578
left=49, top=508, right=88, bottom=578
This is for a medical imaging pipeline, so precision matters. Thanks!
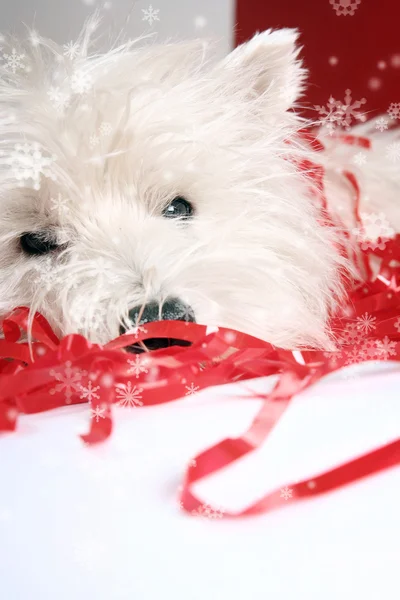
left=218, top=29, right=306, bottom=112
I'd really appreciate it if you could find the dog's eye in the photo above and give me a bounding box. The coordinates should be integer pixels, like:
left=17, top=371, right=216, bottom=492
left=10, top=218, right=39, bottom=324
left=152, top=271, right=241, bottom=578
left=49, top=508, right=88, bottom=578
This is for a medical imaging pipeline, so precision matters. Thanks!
left=20, top=232, right=59, bottom=256
left=163, top=196, right=194, bottom=220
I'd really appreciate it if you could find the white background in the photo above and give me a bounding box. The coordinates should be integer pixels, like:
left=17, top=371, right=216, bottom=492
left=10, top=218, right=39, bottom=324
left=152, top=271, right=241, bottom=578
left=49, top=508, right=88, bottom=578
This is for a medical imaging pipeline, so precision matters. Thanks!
left=0, top=0, right=235, bottom=58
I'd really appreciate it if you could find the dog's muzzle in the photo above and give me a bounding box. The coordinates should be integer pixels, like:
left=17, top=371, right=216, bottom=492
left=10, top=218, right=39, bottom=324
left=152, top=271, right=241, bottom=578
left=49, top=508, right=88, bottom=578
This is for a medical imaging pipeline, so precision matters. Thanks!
left=120, top=297, right=195, bottom=353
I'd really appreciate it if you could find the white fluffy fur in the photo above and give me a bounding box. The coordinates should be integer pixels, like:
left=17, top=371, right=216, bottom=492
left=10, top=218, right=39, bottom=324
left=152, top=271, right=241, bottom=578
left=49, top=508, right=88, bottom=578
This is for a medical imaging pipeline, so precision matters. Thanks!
left=0, top=20, right=398, bottom=349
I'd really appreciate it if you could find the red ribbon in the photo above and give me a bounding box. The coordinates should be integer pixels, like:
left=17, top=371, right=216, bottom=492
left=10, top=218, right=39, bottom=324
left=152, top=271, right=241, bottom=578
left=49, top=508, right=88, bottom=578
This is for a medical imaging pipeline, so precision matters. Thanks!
left=1, top=134, right=400, bottom=518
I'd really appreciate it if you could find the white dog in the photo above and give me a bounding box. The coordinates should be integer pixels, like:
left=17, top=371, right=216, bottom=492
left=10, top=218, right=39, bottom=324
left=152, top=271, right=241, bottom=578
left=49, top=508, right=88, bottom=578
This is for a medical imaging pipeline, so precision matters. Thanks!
left=0, top=20, right=399, bottom=351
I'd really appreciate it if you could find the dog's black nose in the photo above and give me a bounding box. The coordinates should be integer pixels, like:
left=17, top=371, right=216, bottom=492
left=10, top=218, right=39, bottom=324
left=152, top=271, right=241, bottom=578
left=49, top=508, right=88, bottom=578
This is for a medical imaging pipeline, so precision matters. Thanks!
left=120, top=298, right=195, bottom=353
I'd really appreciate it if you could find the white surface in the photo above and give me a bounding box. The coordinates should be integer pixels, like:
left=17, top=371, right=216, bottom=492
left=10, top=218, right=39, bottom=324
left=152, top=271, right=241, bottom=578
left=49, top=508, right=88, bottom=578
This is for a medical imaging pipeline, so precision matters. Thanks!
left=1, top=363, right=400, bottom=600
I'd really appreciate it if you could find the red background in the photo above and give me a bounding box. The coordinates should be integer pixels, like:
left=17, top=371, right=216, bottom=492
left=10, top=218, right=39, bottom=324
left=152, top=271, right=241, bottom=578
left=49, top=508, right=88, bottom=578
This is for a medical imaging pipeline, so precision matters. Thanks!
left=235, top=0, right=400, bottom=120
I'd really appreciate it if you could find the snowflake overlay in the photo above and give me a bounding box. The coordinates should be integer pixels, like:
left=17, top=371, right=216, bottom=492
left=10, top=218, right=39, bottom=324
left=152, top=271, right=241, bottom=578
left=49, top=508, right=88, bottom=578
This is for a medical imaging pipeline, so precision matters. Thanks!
left=356, top=312, right=376, bottom=333
left=142, top=5, right=160, bottom=26
left=69, top=69, right=93, bottom=94
left=1, top=48, right=26, bottom=73
left=314, top=89, right=367, bottom=135
left=352, top=212, right=395, bottom=251
left=387, top=102, right=400, bottom=120
left=89, top=134, right=99, bottom=149
left=375, top=117, right=389, bottom=132
left=115, top=382, right=143, bottom=408
left=339, top=321, right=366, bottom=346
left=49, top=360, right=88, bottom=403
left=352, top=151, right=367, bottom=166
left=86, top=257, right=119, bottom=284
left=124, top=324, right=148, bottom=339
left=330, top=0, right=362, bottom=16
left=280, top=486, right=293, bottom=500
left=375, top=336, right=397, bottom=360
left=79, top=380, right=100, bottom=402
left=99, top=122, right=113, bottom=137
left=63, top=41, right=80, bottom=60
left=177, top=303, right=195, bottom=323
left=34, top=257, right=61, bottom=291
left=191, top=503, right=225, bottom=519
left=73, top=305, right=105, bottom=336
left=50, top=192, right=70, bottom=215
left=127, top=355, right=149, bottom=378
left=29, top=31, right=41, bottom=47
left=47, top=86, right=71, bottom=113
left=359, top=340, right=382, bottom=361
left=90, top=404, right=107, bottom=422
left=6, top=142, right=56, bottom=190
left=386, top=142, right=400, bottom=163
left=185, top=382, right=200, bottom=396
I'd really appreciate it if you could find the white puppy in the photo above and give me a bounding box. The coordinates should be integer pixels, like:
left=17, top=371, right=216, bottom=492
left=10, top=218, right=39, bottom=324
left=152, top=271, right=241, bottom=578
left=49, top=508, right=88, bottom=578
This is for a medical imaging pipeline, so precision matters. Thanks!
left=0, top=21, right=398, bottom=351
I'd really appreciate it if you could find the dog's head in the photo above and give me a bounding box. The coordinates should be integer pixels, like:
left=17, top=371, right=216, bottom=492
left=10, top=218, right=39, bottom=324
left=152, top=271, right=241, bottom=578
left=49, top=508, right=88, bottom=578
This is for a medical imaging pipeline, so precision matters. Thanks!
left=0, top=23, right=345, bottom=350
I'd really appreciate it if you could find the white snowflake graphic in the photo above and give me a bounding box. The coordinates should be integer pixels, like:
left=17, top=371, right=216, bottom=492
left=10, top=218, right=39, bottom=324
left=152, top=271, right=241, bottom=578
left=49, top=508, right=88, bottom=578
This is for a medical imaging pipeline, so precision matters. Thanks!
left=73, top=305, right=105, bottom=335
left=176, top=303, right=195, bottom=323
left=2, top=48, right=26, bottom=73
left=280, top=486, right=293, bottom=500
left=323, top=350, right=343, bottom=368
left=99, top=122, right=113, bottom=137
left=86, top=257, right=118, bottom=284
left=394, top=317, right=400, bottom=333
left=375, top=336, right=397, bottom=360
left=49, top=360, right=87, bottom=403
left=70, top=69, right=93, bottom=94
left=191, top=503, right=225, bottom=519
left=185, top=382, right=200, bottom=396
left=124, top=324, right=148, bottom=339
left=330, top=0, right=362, bottom=16
left=29, top=30, right=41, bottom=47
left=115, top=381, right=143, bottom=408
left=50, top=192, right=69, bottom=215
left=352, top=151, right=367, bottom=166
left=142, top=5, right=160, bottom=26
left=359, top=339, right=381, bottom=361
left=63, top=41, right=80, bottom=60
left=47, top=86, right=71, bottom=113
left=356, top=312, right=377, bottom=333
left=90, top=403, right=106, bottom=422
left=79, top=380, right=100, bottom=402
left=387, top=102, right=400, bottom=120
left=375, top=117, right=389, bottom=132
left=127, top=355, right=149, bottom=378
left=339, top=321, right=365, bottom=346
left=34, top=257, right=60, bottom=291
left=352, top=212, right=395, bottom=251
left=89, top=134, right=100, bottom=149
left=6, top=142, right=56, bottom=190
left=344, top=346, right=363, bottom=365
left=314, top=89, right=367, bottom=135
left=386, top=142, right=400, bottom=163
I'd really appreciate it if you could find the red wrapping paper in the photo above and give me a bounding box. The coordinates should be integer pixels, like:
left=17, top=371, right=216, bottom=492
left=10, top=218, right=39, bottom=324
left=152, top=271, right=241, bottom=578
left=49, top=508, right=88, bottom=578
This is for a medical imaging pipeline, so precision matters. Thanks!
left=1, top=135, right=400, bottom=518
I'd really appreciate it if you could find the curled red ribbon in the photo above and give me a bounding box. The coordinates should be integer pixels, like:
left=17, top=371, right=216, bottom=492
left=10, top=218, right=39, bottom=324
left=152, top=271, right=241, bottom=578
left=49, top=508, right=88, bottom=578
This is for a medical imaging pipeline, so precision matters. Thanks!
left=1, top=135, right=400, bottom=518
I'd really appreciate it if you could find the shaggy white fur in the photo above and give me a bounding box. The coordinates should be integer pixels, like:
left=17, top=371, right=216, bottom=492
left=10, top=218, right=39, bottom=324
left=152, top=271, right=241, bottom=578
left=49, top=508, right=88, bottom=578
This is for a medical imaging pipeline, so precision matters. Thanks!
left=0, top=18, right=398, bottom=349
